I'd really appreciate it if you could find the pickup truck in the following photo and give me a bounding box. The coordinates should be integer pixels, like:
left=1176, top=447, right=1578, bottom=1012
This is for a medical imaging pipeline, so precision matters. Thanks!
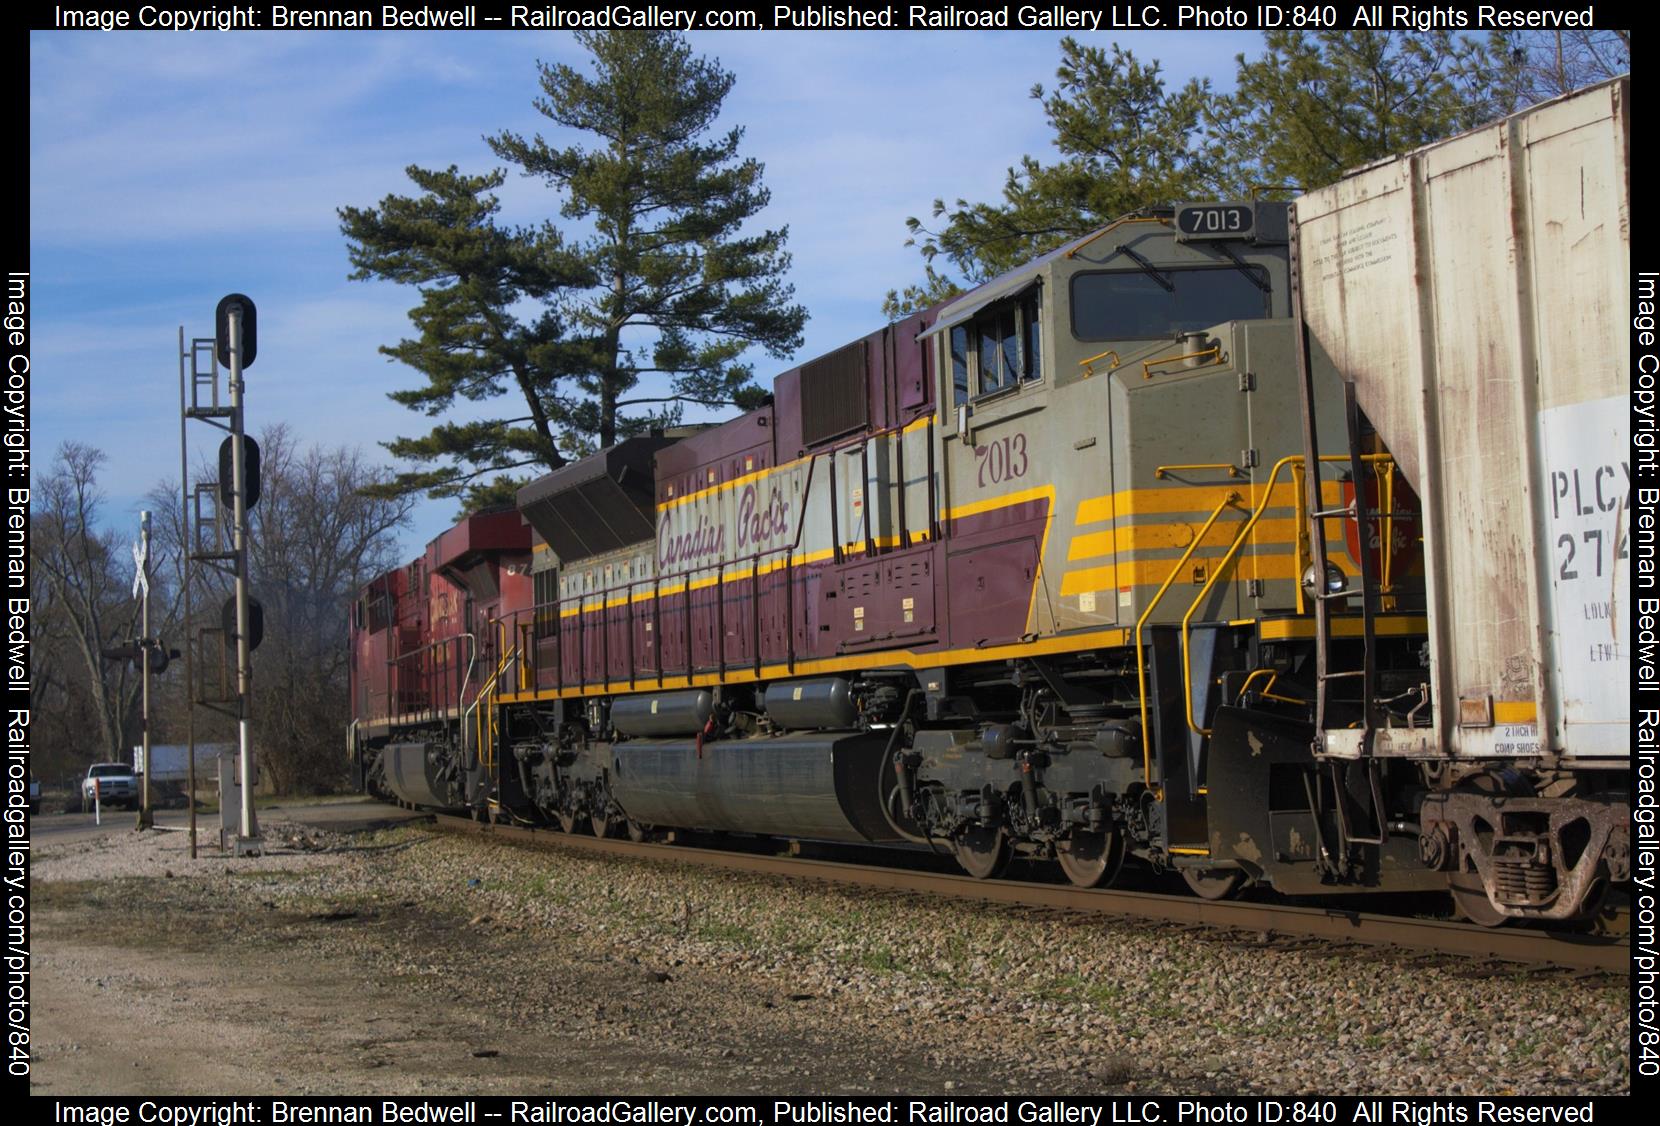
left=82, top=763, right=138, bottom=810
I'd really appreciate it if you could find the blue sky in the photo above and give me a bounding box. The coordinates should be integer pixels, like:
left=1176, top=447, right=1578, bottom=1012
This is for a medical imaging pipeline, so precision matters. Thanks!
left=30, top=29, right=1259, bottom=557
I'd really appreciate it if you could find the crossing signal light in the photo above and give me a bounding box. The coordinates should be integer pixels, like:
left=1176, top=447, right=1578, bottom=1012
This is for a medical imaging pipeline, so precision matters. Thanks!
left=99, top=640, right=179, bottom=674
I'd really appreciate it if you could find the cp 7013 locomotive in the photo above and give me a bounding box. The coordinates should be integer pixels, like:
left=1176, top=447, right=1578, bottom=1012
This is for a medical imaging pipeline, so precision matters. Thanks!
left=349, top=80, right=1631, bottom=925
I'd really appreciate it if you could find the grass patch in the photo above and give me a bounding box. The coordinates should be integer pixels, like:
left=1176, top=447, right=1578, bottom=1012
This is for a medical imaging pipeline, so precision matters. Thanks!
left=1086, top=981, right=1124, bottom=1006
left=859, top=945, right=900, bottom=973
left=697, top=921, right=758, bottom=947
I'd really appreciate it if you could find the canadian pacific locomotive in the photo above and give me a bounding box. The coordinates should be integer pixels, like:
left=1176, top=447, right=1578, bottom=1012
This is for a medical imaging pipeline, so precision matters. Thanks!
left=349, top=80, right=1630, bottom=925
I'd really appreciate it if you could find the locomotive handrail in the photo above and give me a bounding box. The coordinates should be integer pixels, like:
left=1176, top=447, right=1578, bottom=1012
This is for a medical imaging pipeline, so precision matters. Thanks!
left=384, top=631, right=476, bottom=728
left=1141, top=343, right=1223, bottom=380
left=1077, top=349, right=1121, bottom=377
left=467, top=645, right=516, bottom=772
left=1235, top=668, right=1305, bottom=707
left=1135, top=490, right=1241, bottom=795
left=1063, top=214, right=1169, bottom=259
left=492, top=412, right=937, bottom=693
left=1179, top=453, right=1397, bottom=738
left=1178, top=455, right=1300, bottom=738
left=1155, top=462, right=1244, bottom=480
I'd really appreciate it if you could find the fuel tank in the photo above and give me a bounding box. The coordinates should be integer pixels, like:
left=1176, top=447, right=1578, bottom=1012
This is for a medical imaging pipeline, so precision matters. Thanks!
left=608, top=731, right=900, bottom=843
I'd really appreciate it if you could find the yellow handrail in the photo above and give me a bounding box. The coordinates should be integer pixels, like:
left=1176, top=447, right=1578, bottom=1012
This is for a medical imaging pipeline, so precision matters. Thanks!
left=1078, top=349, right=1122, bottom=377
left=1064, top=215, right=1169, bottom=259
left=472, top=645, right=517, bottom=773
left=1377, top=459, right=1397, bottom=594
left=1235, top=669, right=1304, bottom=707
left=1178, top=452, right=1398, bottom=736
left=1155, top=463, right=1244, bottom=480
left=1180, top=456, right=1300, bottom=736
left=1135, top=490, right=1241, bottom=793
left=1142, top=344, right=1222, bottom=380
left=1181, top=451, right=1401, bottom=740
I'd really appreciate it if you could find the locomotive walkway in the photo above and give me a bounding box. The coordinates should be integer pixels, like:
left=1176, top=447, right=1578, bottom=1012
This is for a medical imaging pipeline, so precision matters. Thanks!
left=429, top=813, right=1626, bottom=974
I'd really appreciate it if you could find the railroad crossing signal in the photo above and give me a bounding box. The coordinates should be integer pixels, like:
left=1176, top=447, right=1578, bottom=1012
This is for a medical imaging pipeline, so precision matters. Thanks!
left=132, top=537, right=149, bottom=599
left=100, top=639, right=180, bottom=675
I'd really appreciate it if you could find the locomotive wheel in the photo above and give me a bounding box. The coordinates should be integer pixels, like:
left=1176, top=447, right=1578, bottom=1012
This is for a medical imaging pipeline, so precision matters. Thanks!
left=591, top=814, right=619, bottom=839
left=1057, top=830, right=1125, bottom=889
left=626, top=820, right=651, bottom=843
left=1448, top=872, right=1509, bottom=928
left=555, top=810, right=578, bottom=834
left=1181, top=867, right=1245, bottom=901
left=953, top=827, right=1011, bottom=880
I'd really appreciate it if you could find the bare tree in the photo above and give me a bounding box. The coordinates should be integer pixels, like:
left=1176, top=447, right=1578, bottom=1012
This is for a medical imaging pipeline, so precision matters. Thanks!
left=1491, top=30, right=1630, bottom=109
left=31, top=444, right=180, bottom=767
left=168, top=426, right=415, bottom=793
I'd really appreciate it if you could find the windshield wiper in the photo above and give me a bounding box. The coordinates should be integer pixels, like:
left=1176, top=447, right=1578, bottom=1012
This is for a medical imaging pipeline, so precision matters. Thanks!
left=1209, top=243, right=1271, bottom=292
left=1114, top=245, right=1173, bottom=292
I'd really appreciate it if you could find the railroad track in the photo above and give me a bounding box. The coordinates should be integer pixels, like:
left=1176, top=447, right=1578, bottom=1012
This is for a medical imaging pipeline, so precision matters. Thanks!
left=429, top=812, right=1628, bottom=974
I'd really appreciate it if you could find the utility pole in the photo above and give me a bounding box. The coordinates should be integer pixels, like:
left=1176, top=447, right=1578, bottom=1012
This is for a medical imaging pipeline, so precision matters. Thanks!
left=179, top=328, right=197, bottom=858
left=136, top=511, right=153, bottom=830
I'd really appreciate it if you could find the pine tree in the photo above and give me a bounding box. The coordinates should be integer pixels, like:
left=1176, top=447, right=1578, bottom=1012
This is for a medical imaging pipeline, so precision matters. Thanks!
left=340, top=165, right=588, bottom=507
left=885, top=40, right=1222, bottom=318
left=1207, top=32, right=1511, bottom=196
left=340, top=32, right=804, bottom=508
left=889, top=34, right=1525, bottom=317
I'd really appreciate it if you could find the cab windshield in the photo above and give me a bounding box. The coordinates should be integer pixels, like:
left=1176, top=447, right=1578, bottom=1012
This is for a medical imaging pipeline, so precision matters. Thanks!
left=1070, top=265, right=1270, bottom=341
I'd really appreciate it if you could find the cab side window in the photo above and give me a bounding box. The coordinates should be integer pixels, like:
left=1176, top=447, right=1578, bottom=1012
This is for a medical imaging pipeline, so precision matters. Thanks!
left=950, top=291, right=1042, bottom=405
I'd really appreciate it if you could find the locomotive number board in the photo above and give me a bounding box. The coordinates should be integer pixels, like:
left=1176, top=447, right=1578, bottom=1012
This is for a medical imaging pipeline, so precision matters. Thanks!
left=1174, top=203, right=1255, bottom=241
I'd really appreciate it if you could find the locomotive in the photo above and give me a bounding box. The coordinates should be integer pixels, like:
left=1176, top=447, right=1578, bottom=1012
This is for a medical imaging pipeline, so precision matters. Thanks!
left=349, top=80, right=1631, bottom=925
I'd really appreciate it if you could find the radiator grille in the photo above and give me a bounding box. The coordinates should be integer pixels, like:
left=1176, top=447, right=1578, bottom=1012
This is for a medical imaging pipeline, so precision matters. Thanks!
left=800, top=341, right=868, bottom=447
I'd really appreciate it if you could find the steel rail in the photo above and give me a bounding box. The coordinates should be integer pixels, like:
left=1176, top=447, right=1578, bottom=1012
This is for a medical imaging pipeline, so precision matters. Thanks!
left=428, top=814, right=1625, bottom=974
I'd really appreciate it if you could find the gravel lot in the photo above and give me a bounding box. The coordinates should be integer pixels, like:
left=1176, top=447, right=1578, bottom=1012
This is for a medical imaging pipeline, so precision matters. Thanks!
left=30, top=816, right=1629, bottom=1095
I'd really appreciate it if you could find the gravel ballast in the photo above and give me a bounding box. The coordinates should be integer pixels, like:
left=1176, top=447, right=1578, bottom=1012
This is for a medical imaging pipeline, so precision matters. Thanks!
left=29, top=817, right=1629, bottom=1095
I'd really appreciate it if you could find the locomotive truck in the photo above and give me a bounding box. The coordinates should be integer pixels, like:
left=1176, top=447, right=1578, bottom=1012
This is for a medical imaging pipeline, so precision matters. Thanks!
left=349, top=79, right=1630, bottom=924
